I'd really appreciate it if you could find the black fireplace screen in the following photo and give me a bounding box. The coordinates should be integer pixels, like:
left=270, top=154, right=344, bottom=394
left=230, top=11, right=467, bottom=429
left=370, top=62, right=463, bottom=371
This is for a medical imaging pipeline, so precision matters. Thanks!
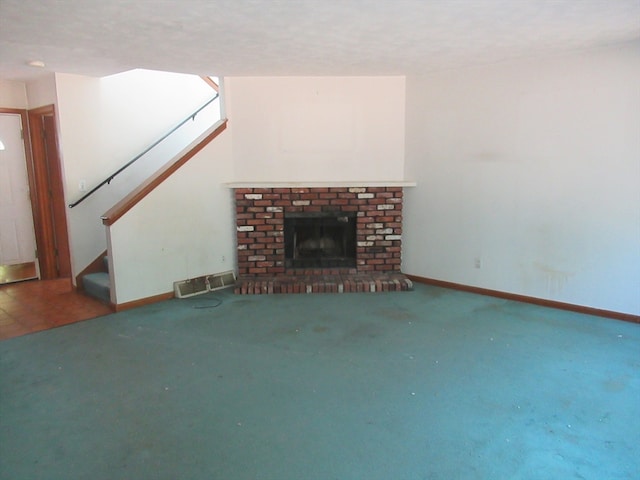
left=284, top=212, right=356, bottom=268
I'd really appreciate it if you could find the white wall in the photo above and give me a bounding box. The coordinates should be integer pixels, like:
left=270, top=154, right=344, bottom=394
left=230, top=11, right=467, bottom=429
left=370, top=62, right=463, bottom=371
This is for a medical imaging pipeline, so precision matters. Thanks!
left=403, top=42, right=640, bottom=315
left=54, top=70, right=217, bottom=277
left=25, top=75, right=57, bottom=109
left=106, top=75, right=409, bottom=304
left=0, top=76, right=57, bottom=109
left=0, top=80, right=27, bottom=108
left=108, top=121, right=234, bottom=304
left=226, top=76, right=406, bottom=182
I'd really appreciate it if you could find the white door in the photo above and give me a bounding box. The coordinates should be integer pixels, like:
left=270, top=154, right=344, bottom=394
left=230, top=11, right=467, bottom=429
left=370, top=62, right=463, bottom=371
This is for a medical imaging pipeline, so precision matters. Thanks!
left=0, top=113, right=37, bottom=265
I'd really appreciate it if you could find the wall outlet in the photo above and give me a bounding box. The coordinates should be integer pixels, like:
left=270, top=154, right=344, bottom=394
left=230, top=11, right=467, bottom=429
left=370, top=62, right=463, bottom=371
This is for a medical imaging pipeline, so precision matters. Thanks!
left=474, top=257, right=482, bottom=269
left=79, top=180, right=87, bottom=192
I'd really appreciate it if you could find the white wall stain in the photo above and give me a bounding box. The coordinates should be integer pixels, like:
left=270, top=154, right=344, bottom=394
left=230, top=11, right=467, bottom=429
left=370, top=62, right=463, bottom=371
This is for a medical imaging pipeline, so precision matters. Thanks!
left=534, top=262, right=575, bottom=296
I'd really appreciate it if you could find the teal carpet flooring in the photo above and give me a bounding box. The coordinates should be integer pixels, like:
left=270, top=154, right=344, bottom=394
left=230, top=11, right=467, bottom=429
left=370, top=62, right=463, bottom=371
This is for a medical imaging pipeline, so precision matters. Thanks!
left=1, top=284, right=638, bottom=479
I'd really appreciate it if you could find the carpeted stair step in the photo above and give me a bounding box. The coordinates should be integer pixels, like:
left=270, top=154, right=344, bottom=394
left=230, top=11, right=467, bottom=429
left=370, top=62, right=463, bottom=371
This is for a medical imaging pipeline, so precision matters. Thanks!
left=83, top=272, right=111, bottom=304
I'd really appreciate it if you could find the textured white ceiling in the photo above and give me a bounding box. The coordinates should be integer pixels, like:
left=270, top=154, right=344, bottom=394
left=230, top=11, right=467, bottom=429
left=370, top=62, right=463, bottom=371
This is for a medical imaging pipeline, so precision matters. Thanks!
left=1, top=0, right=638, bottom=81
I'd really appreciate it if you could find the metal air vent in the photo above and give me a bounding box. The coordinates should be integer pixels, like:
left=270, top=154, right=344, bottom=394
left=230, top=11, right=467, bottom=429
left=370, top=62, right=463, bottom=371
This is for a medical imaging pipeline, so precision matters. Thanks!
left=174, top=270, right=236, bottom=298
left=174, top=275, right=209, bottom=298
left=206, top=270, right=236, bottom=291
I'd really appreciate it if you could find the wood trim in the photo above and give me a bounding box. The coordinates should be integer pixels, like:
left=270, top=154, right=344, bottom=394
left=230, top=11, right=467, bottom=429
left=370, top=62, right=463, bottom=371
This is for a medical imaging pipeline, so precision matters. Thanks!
left=42, top=113, right=71, bottom=277
left=0, top=107, right=29, bottom=115
left=27, top=107, right=54, bottom=278
left=113, top=291, right=174, bottom=312
left=102, top=119, right=228, bottom=226
left=27, top=105, right=71, bottom=279
left=75, top=250, right=108, bottom=291
left=407, top=275, right=640, bottom=324
left=200, top=76, right=219, bottom=92
left=26, top=104, right=71, bottom=279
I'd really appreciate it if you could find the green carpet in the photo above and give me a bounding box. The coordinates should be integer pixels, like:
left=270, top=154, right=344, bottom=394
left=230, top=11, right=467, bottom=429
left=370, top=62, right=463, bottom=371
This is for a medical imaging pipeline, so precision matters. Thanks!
left=1, top=284, right=638, bottom=479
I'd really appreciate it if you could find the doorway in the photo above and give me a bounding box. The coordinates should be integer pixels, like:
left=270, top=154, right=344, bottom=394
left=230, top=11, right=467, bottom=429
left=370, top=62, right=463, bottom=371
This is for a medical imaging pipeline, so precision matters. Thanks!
left=27, top=105, right=72, bottom=280
left=0, top=110, right=38, bottom=283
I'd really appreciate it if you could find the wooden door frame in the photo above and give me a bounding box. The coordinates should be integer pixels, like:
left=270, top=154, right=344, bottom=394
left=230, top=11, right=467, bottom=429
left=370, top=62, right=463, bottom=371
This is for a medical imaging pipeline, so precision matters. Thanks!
left=27, top=105, right=72, bottom=279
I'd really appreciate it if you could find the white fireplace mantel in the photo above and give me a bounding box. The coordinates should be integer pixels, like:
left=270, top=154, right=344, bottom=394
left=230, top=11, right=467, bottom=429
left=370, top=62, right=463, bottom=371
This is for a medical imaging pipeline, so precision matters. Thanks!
left=225, top=181, right=417, bottom=188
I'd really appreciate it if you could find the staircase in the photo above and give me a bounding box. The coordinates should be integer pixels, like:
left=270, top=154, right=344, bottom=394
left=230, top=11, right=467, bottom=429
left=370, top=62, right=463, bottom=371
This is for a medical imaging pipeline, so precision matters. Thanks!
left=82, top=256, right=111, bottom=305
left=70, top=77, right=224, bottom=310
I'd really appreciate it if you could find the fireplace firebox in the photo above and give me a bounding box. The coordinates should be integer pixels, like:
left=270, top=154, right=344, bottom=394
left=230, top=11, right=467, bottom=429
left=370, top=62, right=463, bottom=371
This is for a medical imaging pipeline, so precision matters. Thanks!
left=284, top=212, right=356, bottom=268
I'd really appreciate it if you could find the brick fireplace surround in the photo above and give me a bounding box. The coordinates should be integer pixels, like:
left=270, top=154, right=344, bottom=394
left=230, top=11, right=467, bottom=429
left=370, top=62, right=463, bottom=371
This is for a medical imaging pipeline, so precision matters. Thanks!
left=233, top=185, right=413, bottom=294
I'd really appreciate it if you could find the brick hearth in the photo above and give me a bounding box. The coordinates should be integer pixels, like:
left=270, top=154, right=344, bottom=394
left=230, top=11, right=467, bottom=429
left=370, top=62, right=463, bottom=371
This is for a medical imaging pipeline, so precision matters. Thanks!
left=233, top=186, right=412, bottom=294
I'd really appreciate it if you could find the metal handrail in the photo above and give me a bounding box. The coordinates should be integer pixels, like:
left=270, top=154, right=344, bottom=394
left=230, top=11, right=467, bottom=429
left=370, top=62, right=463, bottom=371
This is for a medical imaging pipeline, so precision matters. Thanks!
left=68, top=94, right=219, bottom=208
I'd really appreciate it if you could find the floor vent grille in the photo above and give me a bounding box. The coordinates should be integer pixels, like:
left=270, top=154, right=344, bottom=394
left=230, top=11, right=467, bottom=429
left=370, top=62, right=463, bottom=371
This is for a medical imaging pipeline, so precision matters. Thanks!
left=207, top=271, right=236, bottom=291
left=174, top=271, right=236, bottom=298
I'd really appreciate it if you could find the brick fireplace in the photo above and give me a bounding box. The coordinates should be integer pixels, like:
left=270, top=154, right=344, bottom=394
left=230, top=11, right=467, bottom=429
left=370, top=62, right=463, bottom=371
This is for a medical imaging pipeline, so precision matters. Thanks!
left=233, top=185, right=413, bottom=294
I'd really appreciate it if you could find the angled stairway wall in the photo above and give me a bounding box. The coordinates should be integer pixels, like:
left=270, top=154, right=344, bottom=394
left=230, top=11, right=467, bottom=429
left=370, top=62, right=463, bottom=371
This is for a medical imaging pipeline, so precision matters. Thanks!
left=55, top=70, right=218, bottom=286
left=106, top=120, right=235, bottom=307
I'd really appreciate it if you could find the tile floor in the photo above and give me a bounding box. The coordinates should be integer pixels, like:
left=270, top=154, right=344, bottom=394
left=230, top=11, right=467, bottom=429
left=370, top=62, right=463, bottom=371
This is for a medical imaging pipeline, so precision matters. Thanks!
left=0, top=278, right=112, bottom=341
